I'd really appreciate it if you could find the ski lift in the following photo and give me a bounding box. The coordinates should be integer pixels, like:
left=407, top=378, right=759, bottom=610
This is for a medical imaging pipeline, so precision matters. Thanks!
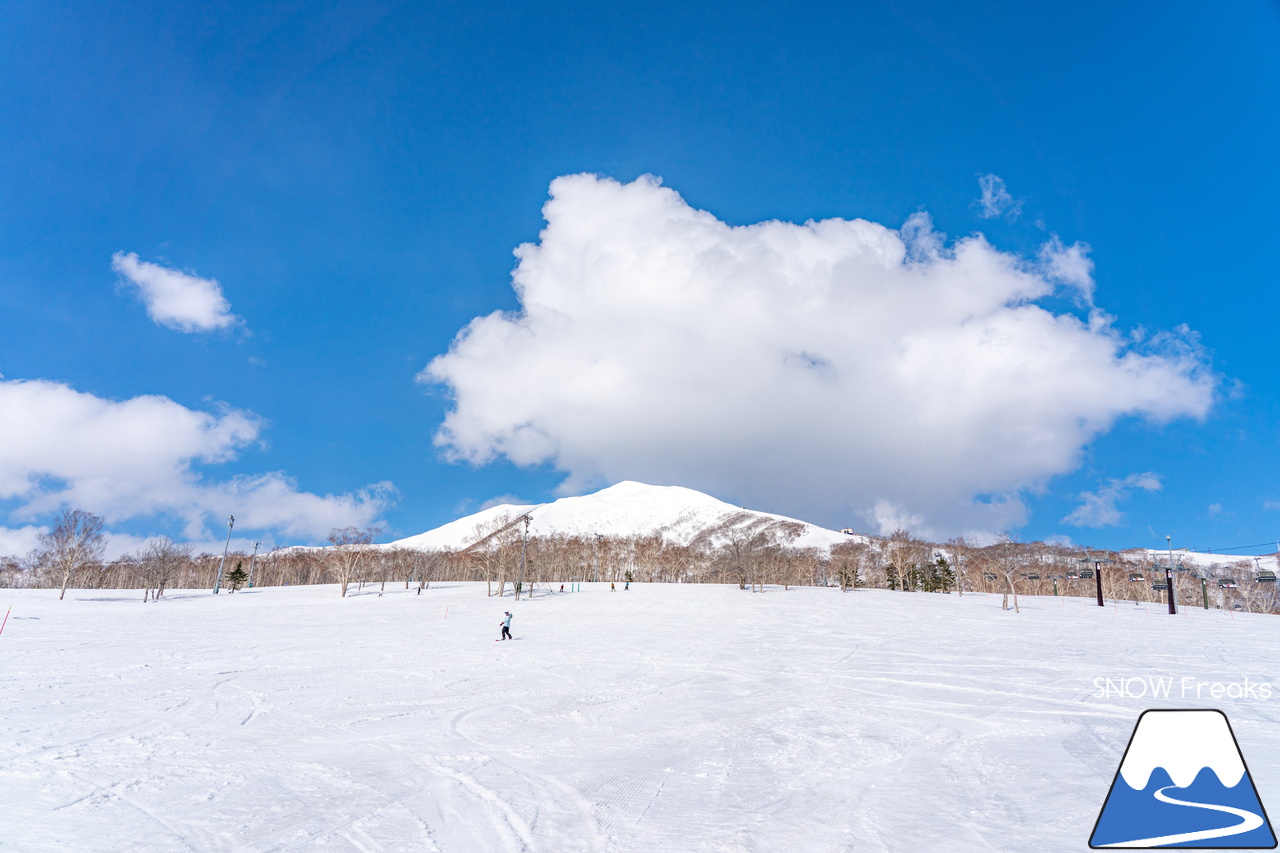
left=983, top=571, right=997, bottom=581
left=1152, top=581, right=1169, bottom=591
left=1080, top=568, right=1095, bottom=579
left=1219, top=578, right=1238, bottom=589
left=1256, top=570, right=1277, bottom=583
left=1128, top=572, right=1144, bottom=582
left=1066, top=571, right=1081, bottom=579
left=1022, top=572, right=1040, bottom=581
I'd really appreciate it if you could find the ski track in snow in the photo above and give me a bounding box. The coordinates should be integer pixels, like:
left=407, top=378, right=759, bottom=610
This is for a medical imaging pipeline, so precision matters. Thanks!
left=1, top=583, right=1277, bottom=852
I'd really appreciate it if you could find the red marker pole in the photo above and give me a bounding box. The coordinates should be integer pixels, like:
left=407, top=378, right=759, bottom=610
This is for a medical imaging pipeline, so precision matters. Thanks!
left=0, top=606, right=10, bottom=635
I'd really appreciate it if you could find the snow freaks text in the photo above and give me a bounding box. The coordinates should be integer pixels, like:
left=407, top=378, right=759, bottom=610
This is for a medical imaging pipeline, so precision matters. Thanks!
left=1092, top=676, right=1273, bottom=701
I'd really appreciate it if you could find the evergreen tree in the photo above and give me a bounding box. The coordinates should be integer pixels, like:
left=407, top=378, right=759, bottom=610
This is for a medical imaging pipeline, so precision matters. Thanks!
left=226, top=560, right=248, bottom=592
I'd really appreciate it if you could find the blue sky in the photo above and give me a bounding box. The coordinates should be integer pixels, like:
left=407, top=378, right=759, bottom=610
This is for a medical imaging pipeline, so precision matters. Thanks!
left=2, top=0, right=1278, bottom=556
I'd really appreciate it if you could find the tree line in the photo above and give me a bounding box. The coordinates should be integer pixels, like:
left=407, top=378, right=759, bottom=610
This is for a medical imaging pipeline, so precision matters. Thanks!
left=3, top=508, right=1277, bottom=614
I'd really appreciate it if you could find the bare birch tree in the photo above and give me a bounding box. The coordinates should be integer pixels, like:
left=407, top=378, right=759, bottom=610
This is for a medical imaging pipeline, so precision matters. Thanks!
left=986, top=534, right=1024, bottom=613
left=328, top=526, right=379, bottom=597
left=38, top=508, right=107, bottom=600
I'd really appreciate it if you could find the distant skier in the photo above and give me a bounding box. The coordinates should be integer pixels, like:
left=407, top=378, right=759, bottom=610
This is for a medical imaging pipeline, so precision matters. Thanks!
left=611, top=582, right=616, bottom=591
left=624, top=581, right=629, bottom=590
left=500, top=611, right=512, bottom=641
left=559, top=584, right=565, bottom=593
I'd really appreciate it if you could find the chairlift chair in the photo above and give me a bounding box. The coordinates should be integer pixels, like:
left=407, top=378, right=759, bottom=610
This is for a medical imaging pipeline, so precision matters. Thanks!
left=983, top=571, right=997, bottom=581
left=1079, top=568, right=1095, bottom=579
left=1022, top=572, right=1040, bottom=581
left=1219, top=579, right=1238, bottom=589
left=1128, top=572, right=1143, bottom=582
left=1066, top=572, right=1080, bottom=579
left=1256, top=570, right=1277, bottom=583
left=1152, top=581, right=1169, bottom=591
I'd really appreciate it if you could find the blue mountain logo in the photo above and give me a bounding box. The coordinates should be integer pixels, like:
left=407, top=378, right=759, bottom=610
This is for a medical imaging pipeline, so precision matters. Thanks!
left=1091, top=709, right=1276, bottom=848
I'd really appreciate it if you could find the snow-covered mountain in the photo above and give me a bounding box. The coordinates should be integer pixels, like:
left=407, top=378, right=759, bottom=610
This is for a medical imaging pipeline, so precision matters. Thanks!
left=390, top=481, right=861, bottom=552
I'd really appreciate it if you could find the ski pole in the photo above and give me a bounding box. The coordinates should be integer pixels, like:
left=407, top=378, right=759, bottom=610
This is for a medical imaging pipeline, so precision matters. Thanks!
left=0, top=606, right=10, bottom=636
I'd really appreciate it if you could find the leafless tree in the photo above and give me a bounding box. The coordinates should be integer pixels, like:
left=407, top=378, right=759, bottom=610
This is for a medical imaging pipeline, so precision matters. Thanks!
left=697, top=512, right=803, bottom=591
left=464, top=514, right=521, bottom=596
left=984, top=534, right=1024, bottom=613
left=884, top=529, right=930, bottom=592
left=136, top=536, right=194, bottom=602
left=830, top=540, right=869, bottom=591
left=946, top=537, right=973, bottom=596
left=37, top=508, right=107, bottom=600
left=328, top=526, right=380, bottom=597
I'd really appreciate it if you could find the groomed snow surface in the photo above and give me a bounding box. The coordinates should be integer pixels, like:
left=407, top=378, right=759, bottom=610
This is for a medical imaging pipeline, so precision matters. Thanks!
left=3, top=584, right=1278, bottom=852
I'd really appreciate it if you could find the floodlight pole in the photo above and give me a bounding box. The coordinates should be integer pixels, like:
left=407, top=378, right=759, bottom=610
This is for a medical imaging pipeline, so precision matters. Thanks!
left=594, top=533, right=602, bottom=584
left=213, top=514, right=234, bottom=594
left=247, top=540, right=261, bottom=588
left=1165, top=535, right=1177, bottom=615
left=515, top=514, right=530, bottom=601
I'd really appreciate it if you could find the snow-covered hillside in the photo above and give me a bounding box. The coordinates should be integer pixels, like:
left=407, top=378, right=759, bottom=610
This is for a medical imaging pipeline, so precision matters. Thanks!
left=1128, top=548, right=1280, bottom=572
left=3, top=583, right=1277, bottom=852
left=391, top=481, right=861, bottom=552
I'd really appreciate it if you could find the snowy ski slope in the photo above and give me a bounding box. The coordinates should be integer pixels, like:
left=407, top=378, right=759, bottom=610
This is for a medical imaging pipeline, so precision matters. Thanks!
left=2, top=583, right=1277, bottom=852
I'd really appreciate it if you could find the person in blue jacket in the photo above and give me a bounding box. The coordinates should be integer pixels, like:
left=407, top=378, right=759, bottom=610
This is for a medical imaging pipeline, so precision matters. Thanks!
left=500, top=611, right=513, bottom=641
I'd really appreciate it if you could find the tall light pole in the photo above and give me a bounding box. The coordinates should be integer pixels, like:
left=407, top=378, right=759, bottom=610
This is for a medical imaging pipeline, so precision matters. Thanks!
left=246, top=540, right=261, bottom=588
left=1165, top=534, right=1178, bottom=615
left=213, top=514, right=234, bottom=594
left=594, top=533, right=602, bottom=584
left=515, top=514, right=530, bottom=601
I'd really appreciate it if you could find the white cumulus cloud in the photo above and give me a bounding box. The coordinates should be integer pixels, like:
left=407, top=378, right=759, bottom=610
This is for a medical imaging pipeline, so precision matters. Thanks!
left=423, top=174, right=1216, bottom=537
left=975, top=173, right=1023, bottom=219
left=0, top=524, right=46, bottom=557
left=112, top=252, right=241, bottom=332
left=0, top=378, right=391, bottom=543
left=1064, top=472, right=1163, bottom=528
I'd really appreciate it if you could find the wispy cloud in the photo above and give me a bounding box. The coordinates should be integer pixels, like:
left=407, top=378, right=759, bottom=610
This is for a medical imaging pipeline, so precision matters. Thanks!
left=975, top=173, right=1023, bottom=220
left=1064, top=473, right=1162, bottom=528
left=112, top=252, right=241, bottom=332
left=1039, top=235, right=1096, bottom=304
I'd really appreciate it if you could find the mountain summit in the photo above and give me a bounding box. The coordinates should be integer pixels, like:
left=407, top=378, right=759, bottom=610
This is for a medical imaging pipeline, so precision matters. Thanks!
left=392, top=481, right=857, bottom=551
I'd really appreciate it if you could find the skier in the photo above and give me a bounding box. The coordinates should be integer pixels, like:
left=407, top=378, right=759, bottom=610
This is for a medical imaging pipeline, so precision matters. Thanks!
left=500, top=611, right=513, bottom=641
left=624, top=581, right=629, bottom=590
left=559, top=584, right=565, bottom=593
left=611, top=582, right=615, bottom=591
